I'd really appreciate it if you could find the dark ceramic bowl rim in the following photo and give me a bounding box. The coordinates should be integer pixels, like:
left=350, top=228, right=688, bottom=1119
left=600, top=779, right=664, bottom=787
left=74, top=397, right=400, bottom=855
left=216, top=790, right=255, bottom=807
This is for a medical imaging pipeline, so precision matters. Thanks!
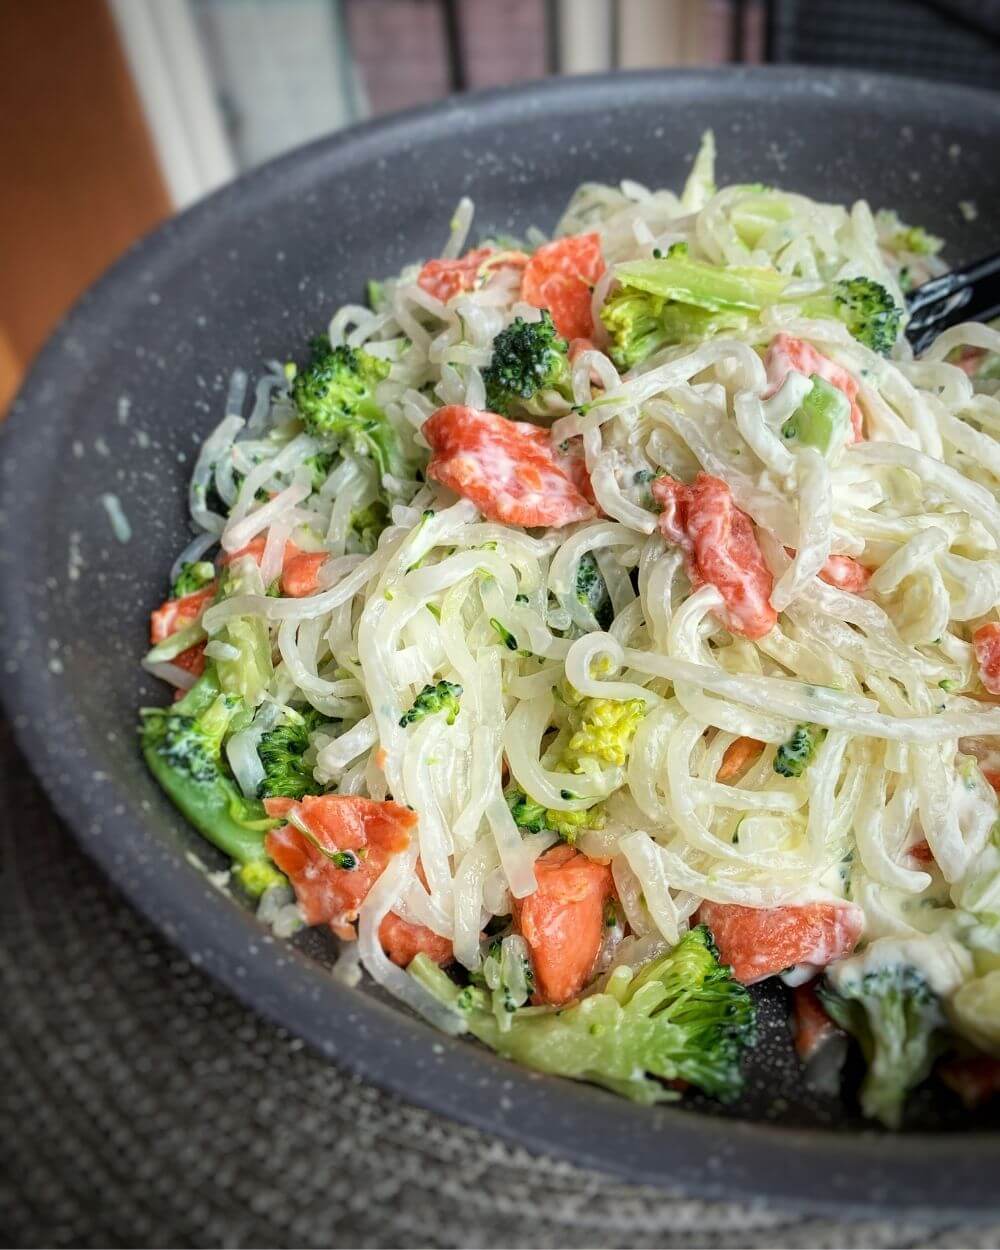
left=4, top=67, right=1000, bottom=1216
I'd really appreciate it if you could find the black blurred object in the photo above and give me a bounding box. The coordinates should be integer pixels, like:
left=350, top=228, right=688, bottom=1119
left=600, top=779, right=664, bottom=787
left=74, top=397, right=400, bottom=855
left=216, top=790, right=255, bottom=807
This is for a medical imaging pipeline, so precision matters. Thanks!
left=906, top=249, right=1000, bottom=354
left=766, top=0, right=1000, bottom=89
left=440, top=0, right=466, bottom=91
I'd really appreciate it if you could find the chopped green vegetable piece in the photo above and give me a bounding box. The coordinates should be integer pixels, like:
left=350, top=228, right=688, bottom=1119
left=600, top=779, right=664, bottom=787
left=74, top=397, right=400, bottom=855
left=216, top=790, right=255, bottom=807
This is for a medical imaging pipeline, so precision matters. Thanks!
left=350, top=499, right=390, bottom=553
left=490, top=619, right=520, bottom=652
left=171, top=560, right=216, bottom=599
left=473, top=935, right=535, bottom=1031
left=730, top=191, right=794, bottom=247
left=506, top=787, right=548, bottom=833
left=237, top=860, right=286, bottom=896
left=543, top=807, right=597, bottom=843
left=367, top=278, right=386, bottom=311
left=805, top=278, right=902, bottom=356
left=680, top=130, right=716, bottom=212
left=876, top=209, right=944, bottom=257
left=613, top=254, right=790, bottom=313
left=214, top=559, right=274, bottom=707
left=774, top=723, right=824, bottom=778
left=780, top=374, right=851, bottom=457
left=575, top=552, right=614, bottom=631
left=505, top=693, right=644, bottom=844
left=601, top=288, right=746, bottom=370
left=291, top=820, right=361, bottom=869
left=504, top=786, right=597, bottom=844
left=399, top=679, right=463, bottom=728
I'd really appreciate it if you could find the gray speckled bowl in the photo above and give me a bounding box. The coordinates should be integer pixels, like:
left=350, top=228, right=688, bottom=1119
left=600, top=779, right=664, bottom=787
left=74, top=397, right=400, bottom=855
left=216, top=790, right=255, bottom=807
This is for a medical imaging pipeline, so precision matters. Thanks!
left=3, top=68, right=1000, bottom=1213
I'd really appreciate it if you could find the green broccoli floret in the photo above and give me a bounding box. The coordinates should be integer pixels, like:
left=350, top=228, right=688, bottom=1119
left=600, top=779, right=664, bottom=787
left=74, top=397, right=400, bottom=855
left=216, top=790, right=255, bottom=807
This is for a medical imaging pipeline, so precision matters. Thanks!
left=239, top=860, right=287, bottom=896
left=819, top=961, right=947, bottom=1128
left=483, top=311, right=574, bottom=416
left=599, top=288, right=666, bottom=372
left=876, top=209, right=943, bottom=258
left=304, top=450, right=338, bottom=490
left=410, top=925, right=756, bottom=1104
left=802, top=277, right=902, bottom=357
left=292, top=339, right=409, bottom=480
left=504, top=786, right=601, bottom=844
left=230, top=463, right=271, bottom=506
left=146, top=678, right=240, bottom=782
left=575, top=553, right=614, bottom=631
left=473, top=935, right=536, bottom=1032
left=895, top=225, right=942, bottom=256
left=773, top=723, right=825, bottom=778
left=604, top=255, right=902, bottom=367
left=399, top=679, right=463, bottom=728
left=542, top=806, right=600, bottom=843
left=171, top=560, right=216, bottom=599
left=350, top=499, right=390, bottom=553
left=257, top=708, right=326, bottom=800
left=505, top=787, right=549, bottom=833
left=140, top=669, right=281, bottom=897
left=601, top=286, right=746, bottom=371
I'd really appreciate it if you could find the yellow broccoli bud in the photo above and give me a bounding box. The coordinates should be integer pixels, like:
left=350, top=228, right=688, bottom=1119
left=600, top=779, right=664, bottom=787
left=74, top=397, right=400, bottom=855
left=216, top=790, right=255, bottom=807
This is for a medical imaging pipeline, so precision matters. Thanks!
left=237, top=859, right=286, bottom=898
left=508, top=691, right=646, bottom=845
left=544, top=805, right=606, bottom=844
left=566, top=697, right=647, bottom=767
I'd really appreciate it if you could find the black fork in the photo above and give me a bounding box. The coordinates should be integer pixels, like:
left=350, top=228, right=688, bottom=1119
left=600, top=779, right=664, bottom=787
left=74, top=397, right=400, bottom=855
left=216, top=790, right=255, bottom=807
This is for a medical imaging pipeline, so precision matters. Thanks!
left=905, top=250, right=1000, bottom=355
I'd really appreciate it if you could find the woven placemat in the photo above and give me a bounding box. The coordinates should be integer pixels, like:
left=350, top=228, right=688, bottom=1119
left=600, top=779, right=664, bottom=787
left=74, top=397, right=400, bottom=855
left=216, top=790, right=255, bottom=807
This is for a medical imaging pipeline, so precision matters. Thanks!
left=1, top=716, right=997, bottom=1250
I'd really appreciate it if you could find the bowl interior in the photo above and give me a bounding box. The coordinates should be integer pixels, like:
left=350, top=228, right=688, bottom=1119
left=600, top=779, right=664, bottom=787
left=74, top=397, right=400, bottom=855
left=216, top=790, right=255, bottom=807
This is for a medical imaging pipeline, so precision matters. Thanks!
left=4, top=67, right=1000, bottom=1209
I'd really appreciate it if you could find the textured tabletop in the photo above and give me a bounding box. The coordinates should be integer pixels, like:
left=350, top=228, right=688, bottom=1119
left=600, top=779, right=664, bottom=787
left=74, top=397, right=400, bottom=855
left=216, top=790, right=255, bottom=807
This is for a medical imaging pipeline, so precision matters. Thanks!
left=1, top=716, right=997, bottom=1249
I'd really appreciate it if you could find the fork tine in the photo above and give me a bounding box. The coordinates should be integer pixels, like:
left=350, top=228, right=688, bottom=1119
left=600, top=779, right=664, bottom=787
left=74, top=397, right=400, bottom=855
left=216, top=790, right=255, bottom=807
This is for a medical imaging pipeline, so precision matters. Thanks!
left=906, top=249, right=1000, bottom=353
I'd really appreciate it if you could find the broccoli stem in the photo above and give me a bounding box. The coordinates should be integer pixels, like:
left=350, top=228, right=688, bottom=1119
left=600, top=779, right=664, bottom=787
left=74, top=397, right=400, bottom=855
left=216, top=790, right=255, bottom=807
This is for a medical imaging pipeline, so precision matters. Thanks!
left=410, top=924, right=756, bottom=1105
left=730, top=193, right=794, bottom=247
left=819, top=959, right=948, bottom=1128
left=614, top=255, right=789, bottom=312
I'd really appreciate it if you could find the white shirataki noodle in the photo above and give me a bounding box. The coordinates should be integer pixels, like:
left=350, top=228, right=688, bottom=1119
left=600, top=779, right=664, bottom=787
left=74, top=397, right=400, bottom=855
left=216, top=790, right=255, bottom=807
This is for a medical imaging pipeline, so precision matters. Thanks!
left=157, top=154, right=1000, bottom=1028
left=357, top=839, right=465, bottom=1032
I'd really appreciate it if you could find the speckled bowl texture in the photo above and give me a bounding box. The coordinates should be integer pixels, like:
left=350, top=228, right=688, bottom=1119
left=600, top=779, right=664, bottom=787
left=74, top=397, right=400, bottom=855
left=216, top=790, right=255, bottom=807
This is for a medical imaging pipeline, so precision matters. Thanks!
left=3, top=69, right=1000, bottom=1213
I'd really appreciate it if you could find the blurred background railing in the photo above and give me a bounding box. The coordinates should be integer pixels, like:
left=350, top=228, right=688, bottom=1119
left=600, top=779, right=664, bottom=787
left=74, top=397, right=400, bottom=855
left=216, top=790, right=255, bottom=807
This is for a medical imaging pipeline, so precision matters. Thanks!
left=3, top=0, right=999, bottom=412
